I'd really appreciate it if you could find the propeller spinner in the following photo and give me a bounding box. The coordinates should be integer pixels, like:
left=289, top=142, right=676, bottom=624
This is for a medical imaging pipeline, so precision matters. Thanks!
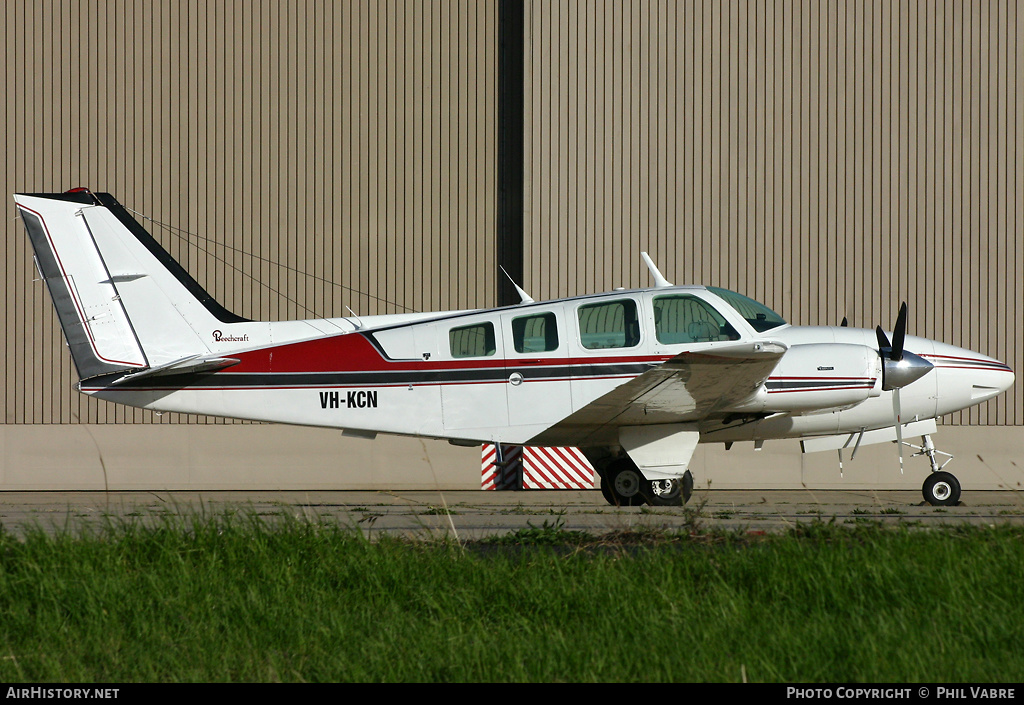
left=875, top=302, right=933, bottom=391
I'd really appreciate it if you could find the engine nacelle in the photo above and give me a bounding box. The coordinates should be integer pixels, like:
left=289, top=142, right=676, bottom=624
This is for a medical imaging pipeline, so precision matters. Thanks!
left=760, top=343, right=882, bottom=413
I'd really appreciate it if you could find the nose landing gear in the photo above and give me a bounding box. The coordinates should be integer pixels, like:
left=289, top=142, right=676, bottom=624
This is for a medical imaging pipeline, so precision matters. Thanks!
left=912, top=434, right=959, bottom=506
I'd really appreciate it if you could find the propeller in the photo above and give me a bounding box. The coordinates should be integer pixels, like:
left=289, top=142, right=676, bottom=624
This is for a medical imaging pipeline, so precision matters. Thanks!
left=875, top=302, right=933, bottom=473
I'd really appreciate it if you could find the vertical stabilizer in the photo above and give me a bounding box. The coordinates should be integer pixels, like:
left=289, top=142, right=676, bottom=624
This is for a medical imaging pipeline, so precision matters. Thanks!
left=14, top=191, right=249, bottom=382
left=16, top=193, right=148, bottom=380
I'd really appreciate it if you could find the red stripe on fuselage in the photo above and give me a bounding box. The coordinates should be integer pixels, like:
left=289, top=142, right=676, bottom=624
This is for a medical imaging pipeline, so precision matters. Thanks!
left=220, top=333, right=675, bottom=374
left=921, top=354, right=1013, bottom=372
left=226, top=333, right=399, bottom=373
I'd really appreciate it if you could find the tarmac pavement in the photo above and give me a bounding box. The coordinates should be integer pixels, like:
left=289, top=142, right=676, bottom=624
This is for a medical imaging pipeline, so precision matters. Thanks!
left=0, top=488, right=1022, bottom=538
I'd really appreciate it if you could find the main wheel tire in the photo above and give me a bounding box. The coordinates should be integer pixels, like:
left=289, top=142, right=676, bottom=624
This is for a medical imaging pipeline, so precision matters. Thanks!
left=923, top=471, right=961, bottom=506
left=599, top=475, right=616, bottom=505
left=641, top=470, right=695, bottom=507
left=643, top=478, right=683, bottom=506
left=606, top=459, right=647, bottom=506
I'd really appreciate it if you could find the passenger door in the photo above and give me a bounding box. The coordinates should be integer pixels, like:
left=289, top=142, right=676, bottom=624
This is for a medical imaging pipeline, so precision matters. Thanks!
left=500, top=308, right=572, bottom=431
left=439, top=317, right=509, bottom=433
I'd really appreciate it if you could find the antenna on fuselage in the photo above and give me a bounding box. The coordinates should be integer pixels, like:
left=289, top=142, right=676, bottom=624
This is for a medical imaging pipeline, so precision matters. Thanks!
left=344, top=306, right=365, bottom=329
left=641, top=251, right=673, bottom=288
left=499, top=265, right=534, bottom=304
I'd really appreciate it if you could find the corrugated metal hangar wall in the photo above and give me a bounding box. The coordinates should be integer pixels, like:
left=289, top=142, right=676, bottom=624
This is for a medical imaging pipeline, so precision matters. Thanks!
left=1, top=0, right=1021, bottom=491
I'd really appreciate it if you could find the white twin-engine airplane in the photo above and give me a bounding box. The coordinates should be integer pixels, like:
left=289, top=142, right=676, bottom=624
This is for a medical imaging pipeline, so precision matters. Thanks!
left=14, top=191, right=1015, bottom=507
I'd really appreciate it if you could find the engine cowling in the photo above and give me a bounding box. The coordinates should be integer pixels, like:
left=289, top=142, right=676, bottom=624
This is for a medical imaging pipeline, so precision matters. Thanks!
left=760, top=343, right=883, bottom=413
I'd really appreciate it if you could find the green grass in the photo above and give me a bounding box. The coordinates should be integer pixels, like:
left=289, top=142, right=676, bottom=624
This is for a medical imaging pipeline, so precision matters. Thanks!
left=0, top=514, right=1022, bottom=682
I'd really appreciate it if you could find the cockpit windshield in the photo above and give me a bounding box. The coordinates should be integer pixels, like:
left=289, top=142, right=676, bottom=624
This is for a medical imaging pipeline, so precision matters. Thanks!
left=707, top=287, right=787, bottom=332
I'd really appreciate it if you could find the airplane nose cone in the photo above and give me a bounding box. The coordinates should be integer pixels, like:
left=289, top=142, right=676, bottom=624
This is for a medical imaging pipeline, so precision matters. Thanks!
left=883, top=350, right=934, bottom=390
left=927, top=343, right=1015, bottom=413
left=970, top=358, right=1015, bottom=404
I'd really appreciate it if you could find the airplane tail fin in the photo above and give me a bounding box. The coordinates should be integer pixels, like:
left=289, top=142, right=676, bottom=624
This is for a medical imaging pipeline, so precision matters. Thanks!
left=13, top=191, right=248, bottom=383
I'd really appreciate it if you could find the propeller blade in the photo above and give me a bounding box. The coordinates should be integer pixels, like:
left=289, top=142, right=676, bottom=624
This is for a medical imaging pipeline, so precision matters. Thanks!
left=876, top=302, right=933, bottom=391
left=893, top=387, right=904, bottom=475
left=876, top=325, right=891, bottom=352
left=891, top=302, right=908, bottom=361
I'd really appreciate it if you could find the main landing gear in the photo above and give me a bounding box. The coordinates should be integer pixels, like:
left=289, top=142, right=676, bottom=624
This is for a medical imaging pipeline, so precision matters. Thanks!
left=911, top=434, right=960, bottom=506
left=599, top=456, right=693, bottom=507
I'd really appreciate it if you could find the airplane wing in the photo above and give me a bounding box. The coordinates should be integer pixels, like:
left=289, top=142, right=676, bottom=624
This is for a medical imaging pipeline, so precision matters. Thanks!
left=528, top=341, right=787, bottom=448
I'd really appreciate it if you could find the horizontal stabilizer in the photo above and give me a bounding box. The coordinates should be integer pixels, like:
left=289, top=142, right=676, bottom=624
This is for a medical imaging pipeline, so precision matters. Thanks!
left=108, top=354, right=240, bottom=386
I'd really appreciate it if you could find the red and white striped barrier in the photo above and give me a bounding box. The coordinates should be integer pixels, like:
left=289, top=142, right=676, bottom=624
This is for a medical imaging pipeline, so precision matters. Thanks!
left=482, top=445, right=595, bottom=490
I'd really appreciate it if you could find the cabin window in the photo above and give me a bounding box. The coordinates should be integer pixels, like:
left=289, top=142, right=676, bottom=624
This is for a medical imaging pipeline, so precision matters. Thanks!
left=512, top=312, right=559, bottom=353
left=653, top=295, right=740, bottom=344
left=578, top=299, right=641, bottom=349
left=449, top=322, right=496, bottom=358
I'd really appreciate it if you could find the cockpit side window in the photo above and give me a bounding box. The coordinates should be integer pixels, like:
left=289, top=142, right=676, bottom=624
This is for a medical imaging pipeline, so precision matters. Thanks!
left=653, top=295, right=741, bottom=344
left=578, top=299, right=641, bottom=349
left=707, top=287, right=787, bottom=332
left=449, top=322, right=496, bottom=358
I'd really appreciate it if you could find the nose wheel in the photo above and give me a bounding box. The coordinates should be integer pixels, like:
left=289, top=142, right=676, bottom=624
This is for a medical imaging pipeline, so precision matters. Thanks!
left=922, top=471, right=961, bottom=506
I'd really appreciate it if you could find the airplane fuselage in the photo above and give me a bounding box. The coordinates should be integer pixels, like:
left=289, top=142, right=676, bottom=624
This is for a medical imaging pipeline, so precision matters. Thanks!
left=83, top=286, right=1012, bottom=450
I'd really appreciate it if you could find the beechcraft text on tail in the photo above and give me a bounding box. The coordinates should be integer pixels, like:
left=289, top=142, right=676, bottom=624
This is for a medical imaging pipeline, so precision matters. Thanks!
left=13, top=190, right=1014, bottom=507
